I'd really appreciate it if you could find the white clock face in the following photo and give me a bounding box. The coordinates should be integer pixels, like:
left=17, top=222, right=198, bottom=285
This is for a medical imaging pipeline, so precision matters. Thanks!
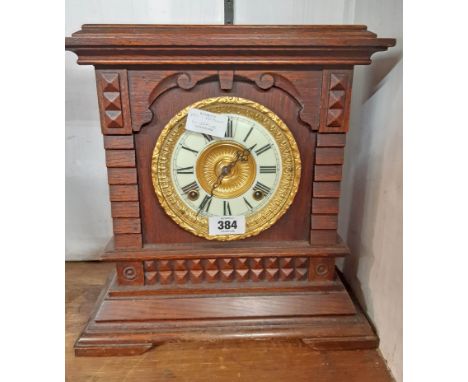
left=171, top=114, right=282, bottom=217
left=152, top=96, right=301, bottom=241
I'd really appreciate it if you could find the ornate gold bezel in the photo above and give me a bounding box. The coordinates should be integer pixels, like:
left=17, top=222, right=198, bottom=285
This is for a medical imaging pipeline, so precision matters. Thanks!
left=151, top=96, right=301, bottom=241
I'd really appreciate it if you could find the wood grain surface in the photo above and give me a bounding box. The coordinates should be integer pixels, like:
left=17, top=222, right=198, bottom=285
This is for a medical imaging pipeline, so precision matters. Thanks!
left=65, top=25, right=396, bottom=66
left=66, top=262, right=394, bottom=382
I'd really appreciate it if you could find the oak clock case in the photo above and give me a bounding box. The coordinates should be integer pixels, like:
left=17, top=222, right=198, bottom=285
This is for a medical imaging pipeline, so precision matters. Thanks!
left=65, top=25, right=395, bottom=356
left=152, top=96, right=301, bottom=241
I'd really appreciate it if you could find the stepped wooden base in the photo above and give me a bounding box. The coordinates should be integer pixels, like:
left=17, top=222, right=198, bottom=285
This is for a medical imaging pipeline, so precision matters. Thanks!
left=75, top=269, right=378, bottom=356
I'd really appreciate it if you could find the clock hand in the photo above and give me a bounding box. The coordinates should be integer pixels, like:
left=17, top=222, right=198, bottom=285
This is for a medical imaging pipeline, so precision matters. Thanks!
left=196, top=167, right=228, bottom=217
left=196, top=148, right=251, bottom=217
left=209, top=148, right=252, bottom=197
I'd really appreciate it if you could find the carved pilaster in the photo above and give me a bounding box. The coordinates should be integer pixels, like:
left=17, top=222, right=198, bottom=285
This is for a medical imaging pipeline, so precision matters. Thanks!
left=319, top=70, right=353, bottom=133
left=96, top=70, right=132, bottom=135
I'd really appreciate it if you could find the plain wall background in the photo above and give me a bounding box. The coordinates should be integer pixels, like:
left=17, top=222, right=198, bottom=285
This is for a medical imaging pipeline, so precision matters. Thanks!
left=338, top=2, right=402, bottom=380
left=65, top=1, right=402, bottom=380
left=65, top=0, right=355, bottom=260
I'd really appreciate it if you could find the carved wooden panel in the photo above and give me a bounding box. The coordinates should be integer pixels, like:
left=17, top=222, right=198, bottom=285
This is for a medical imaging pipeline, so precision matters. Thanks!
left=96, top=68, right=350, bottom=250
left=308, top=258, right=335, bottom=281
left=116, top=261, right=144, bottom=285
left=132, top=70, right=317, bottom=245
left=132, top=255, right=334, bottom=286
left=128, top=70, right=322, bottom=132
left=96, top=70, right=132, bottom=135
left=218, top=70, right=234, bottom=90
left=319, top=70, right=353, bottom=133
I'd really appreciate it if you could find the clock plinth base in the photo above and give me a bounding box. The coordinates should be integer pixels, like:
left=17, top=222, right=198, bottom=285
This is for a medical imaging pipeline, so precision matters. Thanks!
left=74, top=269, right=378, bottom=356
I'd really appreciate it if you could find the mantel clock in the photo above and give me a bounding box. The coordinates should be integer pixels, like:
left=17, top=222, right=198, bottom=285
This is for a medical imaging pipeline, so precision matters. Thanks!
left=66, top=25, right=395, bottom=356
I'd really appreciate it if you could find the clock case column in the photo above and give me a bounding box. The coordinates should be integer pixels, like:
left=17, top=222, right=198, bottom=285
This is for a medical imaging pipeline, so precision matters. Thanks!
left=66, top=25, right=395, bottom=356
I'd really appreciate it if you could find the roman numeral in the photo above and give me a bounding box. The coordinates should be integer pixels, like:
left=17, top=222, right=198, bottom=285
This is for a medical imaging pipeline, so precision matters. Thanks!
left=243, top=197, right=253, bottom=210
left=255, top=144, right=272, bottom=156
left=243, top=126, right=254, bottom=142
left=176, top=166, right=194, bottom=174
left=181, top=145, right=198, bottom=154
left=198, top=195, right=212, bottom=213
left=181, top=181, right=199, bottom=194
left=223, top=201, right=232, bottom=216
left=259, top=165, right=277, bottom=174
left=202, top=134, right=214, bottom=143
left=225, top=118, right=234, bottom=138
left=254, top=181, right=271, bottom=195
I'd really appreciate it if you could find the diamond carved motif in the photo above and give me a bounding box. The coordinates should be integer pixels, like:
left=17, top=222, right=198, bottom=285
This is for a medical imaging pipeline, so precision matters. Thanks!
left=320, top=70, right=351, bottom=133
left=205, top=269, right=219, bottom=283
left=145, top=271, right=157, bottom=285
left=189, top=259, right=204, bottom=283
left=101, top=72, right=120, bottom=92
left=326, top=109, right=344, bottom=127
left=279, top=257, right=294, bottom=281
left=97, top=70, right=130, bottom=132
left=235, top=269, right=250, bottom=282
left=144, top=260, right=157, bottom=272
left=295, top=267, right=308, bottom=281
left=190, top=270, right=204, bottom=283
left=173, top=259, right=186, bottom=270
left=104, top=110, right=123, bottom=128
left=159, top=270, right=173, bottom=284
left=265, top=257, right=279, bottom=281
left=250, top=268, right=265, bottom=282
left=250, top=258, right=264, bottom=282
left=328, top=90, right=345, bottom=109
left=220, top=269, right=234, bottom=282
left=266, top=268, right=279, bottom=281
left=295, top=257, right=308, bottom=268
left=218, top=258, right=234, bottom=282
left=329, top=73, right=346, bottom=91
left=294, top=257, right=309, bottom=281
left=158, top=260, right=172, bottom=271
left=102, top=92, right=122, bottom=110
left=235, top=258, right=250, bottom=282
left=279, top=267, right=294, bottom=281
left=174, top=270, right=189, bottom=284
left=141, top=256, right=320, bottom=285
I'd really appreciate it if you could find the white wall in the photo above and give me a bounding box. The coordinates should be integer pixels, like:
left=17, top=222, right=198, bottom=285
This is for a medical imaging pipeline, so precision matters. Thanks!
left=65, top=1, right=402, bottom=379
left=65, top=0, right=352, bottom=260
left=338, top=1, right=403, bottom=381
left=65, top=0, right=225, bottom=260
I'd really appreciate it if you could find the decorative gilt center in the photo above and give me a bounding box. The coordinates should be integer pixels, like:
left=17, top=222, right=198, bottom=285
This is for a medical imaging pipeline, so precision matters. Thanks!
left=196, top=141, right=256, bottom=199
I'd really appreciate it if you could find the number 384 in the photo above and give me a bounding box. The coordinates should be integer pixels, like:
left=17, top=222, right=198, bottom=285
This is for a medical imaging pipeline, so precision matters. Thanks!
left=217, top=220, right=238, bottom=230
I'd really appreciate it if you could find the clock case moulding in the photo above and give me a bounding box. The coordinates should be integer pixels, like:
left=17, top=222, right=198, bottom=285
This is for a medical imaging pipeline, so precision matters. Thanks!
left=65, top=25, right=395, bottom=356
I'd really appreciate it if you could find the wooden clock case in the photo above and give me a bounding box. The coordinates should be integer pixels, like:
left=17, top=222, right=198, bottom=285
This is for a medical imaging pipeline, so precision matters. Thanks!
left=66, top=25, right=395, bottom=356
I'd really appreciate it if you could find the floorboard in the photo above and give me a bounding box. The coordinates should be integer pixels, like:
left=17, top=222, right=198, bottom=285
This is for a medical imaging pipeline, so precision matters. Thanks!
left=66, top=262, right=395, bottom=382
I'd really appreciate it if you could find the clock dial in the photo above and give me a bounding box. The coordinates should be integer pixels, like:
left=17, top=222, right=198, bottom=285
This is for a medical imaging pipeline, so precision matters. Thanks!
left=152, top=97, right=301, bottom=240
left=172, top=115, right=281, bottom=219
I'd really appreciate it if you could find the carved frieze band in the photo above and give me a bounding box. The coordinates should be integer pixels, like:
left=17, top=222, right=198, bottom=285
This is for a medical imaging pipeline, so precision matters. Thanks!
left=319, top=70, right=353, bottom=133
left=96, top=70, right=132, bottom=135
left=130, top=70, right=319, bottom=132
left=116, top=257, right=335, bottom=286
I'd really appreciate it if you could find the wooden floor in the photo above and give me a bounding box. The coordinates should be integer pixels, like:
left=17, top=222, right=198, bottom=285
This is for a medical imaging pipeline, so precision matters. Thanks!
left=66, top=262, right=394, bottom=382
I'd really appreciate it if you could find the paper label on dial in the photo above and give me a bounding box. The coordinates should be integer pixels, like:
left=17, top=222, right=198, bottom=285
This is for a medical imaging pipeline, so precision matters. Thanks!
left=185, top=108, right=228, bottom=138
left=209, top=216, right=246, bottom=235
